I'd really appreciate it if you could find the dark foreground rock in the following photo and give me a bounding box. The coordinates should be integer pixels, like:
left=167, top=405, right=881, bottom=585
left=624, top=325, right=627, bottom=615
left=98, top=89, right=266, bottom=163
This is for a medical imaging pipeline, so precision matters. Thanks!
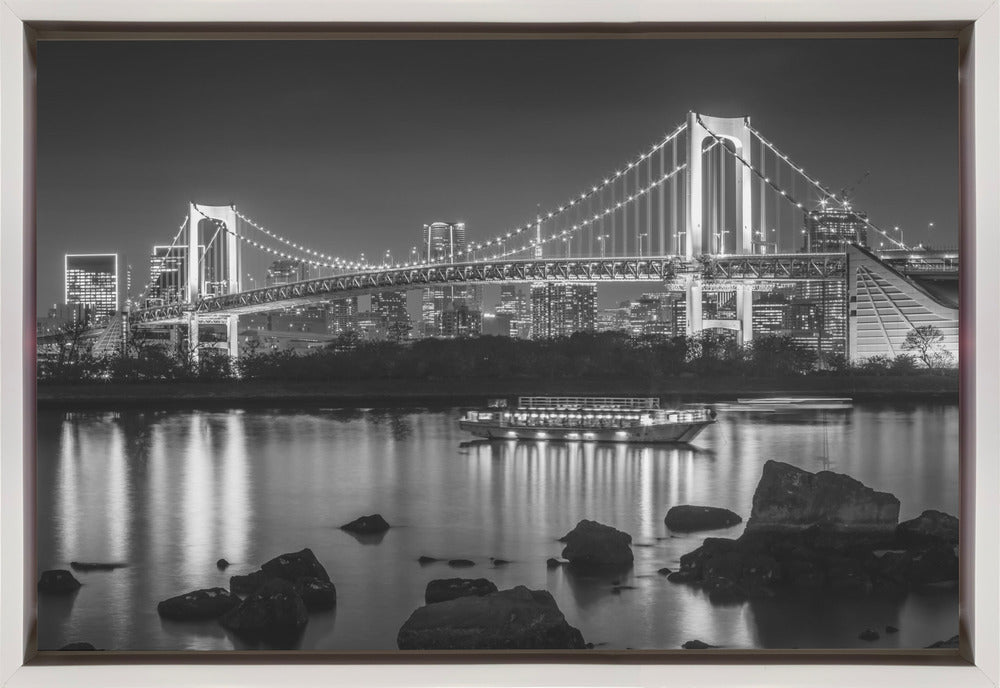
left=927, top=635, right=959, bottom=649
left=669, top=463, right=958, bottom=601
left=157, top=587, right=240, bottom=620
left=559, top=520, right=633, bottom=568
left=260, top=548, right=331, bottom=583
left=896, top=510, right=959, bottom=547
left=746, top=460, right=900, bottom=532
left=295, top=577, right=337, bottom=611
left=59, top=642, right=98, bottom=650
left=448, top=559, right=476, bottom=568
left=230, top=570, right=267, bottom=595
left=340, top=514, right=391, bottom=535
left=38, top=570, right=81, bottom=594
left=69, top=561, right=127, bottom=571
left=220, top=579, right=308, bottom=642
left=425, top=578, right=498, bottom=604
left=546, top=558, right=564, bottom=569
left=682, top=640, right=718, bottom=649
left=665, top=506, right=742, bottom=532
left=397, top=586, right=586, bottom=650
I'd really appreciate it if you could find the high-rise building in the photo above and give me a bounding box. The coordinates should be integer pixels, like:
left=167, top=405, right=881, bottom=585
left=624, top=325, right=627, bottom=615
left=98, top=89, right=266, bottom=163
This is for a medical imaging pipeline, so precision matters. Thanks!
left=530, top=283, right=597, bottom=339
left=266, top=259, right=308, bottom=286
left=371, top=290, right=411, bottom=340
left=441, top=302, right=482, bottom=338
left=496, top=284, right=530, bottom=338
left=147, top=245, right=198, bottom=306
left=420, top=221, right=472, bottom=337
left=65, top=253, right=118, bottom=326
left=328, top=297, right=358, bottom=335
left=793, top=281, right=847, bottom=355
left=752, top=292, right=791, bottom=335
left=802, top=207, right=869, bottom=252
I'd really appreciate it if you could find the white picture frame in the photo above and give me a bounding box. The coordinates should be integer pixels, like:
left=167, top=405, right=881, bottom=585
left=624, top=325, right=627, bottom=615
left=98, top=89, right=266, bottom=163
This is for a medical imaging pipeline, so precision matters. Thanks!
left=2, top=1, right=997, bottom=686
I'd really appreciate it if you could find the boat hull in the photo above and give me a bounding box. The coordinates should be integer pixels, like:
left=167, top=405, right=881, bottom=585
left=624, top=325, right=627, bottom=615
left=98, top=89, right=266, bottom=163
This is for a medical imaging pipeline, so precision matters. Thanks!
left=458, top=419, right=714, bottom=443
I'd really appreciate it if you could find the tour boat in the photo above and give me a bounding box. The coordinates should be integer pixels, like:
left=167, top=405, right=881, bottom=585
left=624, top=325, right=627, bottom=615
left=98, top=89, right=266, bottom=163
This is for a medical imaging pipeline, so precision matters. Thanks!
left=458, top=396, right=717, bottom=443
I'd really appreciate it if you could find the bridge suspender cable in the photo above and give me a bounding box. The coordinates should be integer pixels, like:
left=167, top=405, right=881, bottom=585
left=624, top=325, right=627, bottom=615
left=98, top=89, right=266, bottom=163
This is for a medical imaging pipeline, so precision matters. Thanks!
left=697, top=116, right=907, bottom=250
left=132, top=214, right=189, bottom=308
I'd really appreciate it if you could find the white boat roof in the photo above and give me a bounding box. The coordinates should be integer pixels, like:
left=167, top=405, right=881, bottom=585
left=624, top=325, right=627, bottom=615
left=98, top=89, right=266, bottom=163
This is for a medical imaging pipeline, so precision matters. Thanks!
left=517, top=396, right=660, bottom=410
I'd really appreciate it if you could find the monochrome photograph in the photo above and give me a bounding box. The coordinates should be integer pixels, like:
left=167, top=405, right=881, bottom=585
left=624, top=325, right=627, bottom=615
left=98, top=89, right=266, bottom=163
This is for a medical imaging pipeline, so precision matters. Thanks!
left=35, top=37, right=960, bottom=653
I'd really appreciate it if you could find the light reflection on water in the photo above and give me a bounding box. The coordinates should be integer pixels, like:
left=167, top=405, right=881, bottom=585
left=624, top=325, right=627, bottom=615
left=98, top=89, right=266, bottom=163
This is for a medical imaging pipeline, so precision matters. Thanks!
left=37, top=403, right=958, bottom=651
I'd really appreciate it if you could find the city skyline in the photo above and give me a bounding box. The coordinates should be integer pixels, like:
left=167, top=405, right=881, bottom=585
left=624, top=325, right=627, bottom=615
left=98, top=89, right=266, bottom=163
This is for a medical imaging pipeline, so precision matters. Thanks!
left=37, top=38, right=958, bottom=315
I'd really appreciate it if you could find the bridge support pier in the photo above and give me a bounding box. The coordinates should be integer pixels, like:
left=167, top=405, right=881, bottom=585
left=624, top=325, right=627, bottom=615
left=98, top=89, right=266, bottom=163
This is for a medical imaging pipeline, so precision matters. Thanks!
left=736, top=284, right=754, bottom=344
left=685, top=278, right=703, bottom=335
left=227, top=315, right=239, bottom=361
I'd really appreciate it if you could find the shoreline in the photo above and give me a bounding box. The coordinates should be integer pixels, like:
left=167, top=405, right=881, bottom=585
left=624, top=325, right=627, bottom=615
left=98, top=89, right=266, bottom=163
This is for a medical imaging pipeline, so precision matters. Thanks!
left=36, top=375, right=958, bottom=409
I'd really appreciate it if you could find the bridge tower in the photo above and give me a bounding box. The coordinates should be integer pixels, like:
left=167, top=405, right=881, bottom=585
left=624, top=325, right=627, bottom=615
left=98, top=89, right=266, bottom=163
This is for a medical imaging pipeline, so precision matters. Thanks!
left=186, top=203, right=242, bottom=361
left=683, top=112, right=755, bottom=343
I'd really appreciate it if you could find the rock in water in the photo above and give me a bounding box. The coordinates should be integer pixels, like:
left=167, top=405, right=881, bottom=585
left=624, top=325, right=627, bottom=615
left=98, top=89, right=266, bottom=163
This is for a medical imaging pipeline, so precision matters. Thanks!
left=657, top=567, right=673, bottom=575
left=259, top=548, right=331, bottom=583
left=38, top=570, right=81, bottom=594
left=217, top=558, right=230, bottom=570
left=157, top=587, right=240, bottom=620
left=546, top=558, right=563, bottom=569
left=447, top=559, right=476, bottom=568
left=876, top=544, right=959, bottom=586
left=295, top=577, right=337, bottom=611
left=559, top=520, right=633, bottom=568
left=665, top=505, right=743, bottom=532
left=425, top=578, right=498, bottom=604
left=59, top=642, right=97, bottom=650
left=682, top=640, right=718, bottom=649
left=896, top=510, right=959, bottom=547
left=397, top=586, right=586, bottom=650
left=746, top=460, right=899, bottom=532
left=418, top=556, right=440, bottom=565
left=230, top=570, right=267, bottom=595
left=220, top=579, right=308, bottom=642
left=340, top=514, right=391, bottom=535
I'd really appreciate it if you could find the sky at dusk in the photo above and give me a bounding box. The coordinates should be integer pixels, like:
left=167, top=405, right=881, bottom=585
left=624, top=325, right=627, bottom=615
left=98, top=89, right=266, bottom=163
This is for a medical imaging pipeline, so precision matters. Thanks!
left=36, top=38, right=958, bottom=315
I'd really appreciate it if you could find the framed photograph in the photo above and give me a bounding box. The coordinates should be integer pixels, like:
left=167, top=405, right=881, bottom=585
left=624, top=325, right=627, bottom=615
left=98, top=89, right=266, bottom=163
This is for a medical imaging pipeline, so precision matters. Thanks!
left=2, top=1, right=997, bottom=687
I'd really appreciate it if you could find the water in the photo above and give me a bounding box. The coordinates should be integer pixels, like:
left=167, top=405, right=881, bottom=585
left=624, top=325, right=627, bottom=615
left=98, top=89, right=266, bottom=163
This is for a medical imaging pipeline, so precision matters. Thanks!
left=36, top=402, right=959, bottom=651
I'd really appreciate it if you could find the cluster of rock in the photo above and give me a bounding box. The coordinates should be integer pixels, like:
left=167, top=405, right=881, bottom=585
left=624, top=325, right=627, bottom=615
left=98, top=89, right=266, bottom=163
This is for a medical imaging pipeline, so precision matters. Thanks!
left=667, top=461, right=959, bottom=601
left=398, top=584, right=586, bottom=650
left=157, top=547, right=336, bottom=645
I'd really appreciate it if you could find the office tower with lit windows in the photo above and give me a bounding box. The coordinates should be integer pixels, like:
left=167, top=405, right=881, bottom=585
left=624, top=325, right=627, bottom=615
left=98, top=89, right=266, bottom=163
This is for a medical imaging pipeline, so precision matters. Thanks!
left=793, top=281, right=847, bottom=355
left=147, top=245, right=199, bottom=306
left=752, top=292, right=791, bottom=335
left=328, top=297, right=358, bottom=335
left=802, top=207, right=869, bottom=252
left=420, top=221, right=472, bottom=337
left=441, top=302, right=482, bottom=338
left=65, top=253, right=118, bottom=326
left=371, top=290, right=411, bottom=339
left=530, top=283, right=597, bottom=339
left=496, top=284, right=530, bottom=338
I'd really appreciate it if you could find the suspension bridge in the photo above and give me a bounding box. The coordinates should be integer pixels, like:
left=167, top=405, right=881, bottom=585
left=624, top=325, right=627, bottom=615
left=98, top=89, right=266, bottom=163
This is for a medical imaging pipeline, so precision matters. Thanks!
left=102, top=112, right=956, bottom=361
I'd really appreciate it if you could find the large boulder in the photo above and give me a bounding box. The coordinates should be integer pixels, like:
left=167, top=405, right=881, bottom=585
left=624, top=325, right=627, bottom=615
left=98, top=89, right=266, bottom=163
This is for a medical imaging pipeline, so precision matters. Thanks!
left=425, top=578, right=498, bottom=604
left=746, top=461, right=899, bottom=532
left=295, top=577, right=337, bottom=611
left=559, top=520, right=633, bottom=568
left=220, top=579, right=308, bottom=642
left=260, top=548, right=330, bottom=583
left=157, top=587, right=240, bottom=620
left=876, top=544, right=959, bottom=586
left=397, top=586, right=586, bottom=650
left=896, top=510, right=959, bottom=547
left=38, top=570, right=81, bottom=594
left=665, top=505, right=742, bottom=532
left=340, top=514, right=390, bottom=535
left=230, top=570, right=267, bottom=595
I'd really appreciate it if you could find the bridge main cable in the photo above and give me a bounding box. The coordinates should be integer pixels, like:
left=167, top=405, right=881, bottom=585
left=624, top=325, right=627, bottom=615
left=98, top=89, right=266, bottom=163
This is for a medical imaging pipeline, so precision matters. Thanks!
left=457, top=120, right=689, bottom=259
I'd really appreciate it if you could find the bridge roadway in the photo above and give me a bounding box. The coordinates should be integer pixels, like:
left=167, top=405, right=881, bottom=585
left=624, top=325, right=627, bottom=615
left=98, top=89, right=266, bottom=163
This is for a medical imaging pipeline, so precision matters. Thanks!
left=133, top=253, right=850, bottom=325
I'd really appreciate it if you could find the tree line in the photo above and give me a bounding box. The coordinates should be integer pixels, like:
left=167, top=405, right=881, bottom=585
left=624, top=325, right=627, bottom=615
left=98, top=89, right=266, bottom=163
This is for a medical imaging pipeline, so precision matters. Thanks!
left=37, top=324, right=954, bottom=384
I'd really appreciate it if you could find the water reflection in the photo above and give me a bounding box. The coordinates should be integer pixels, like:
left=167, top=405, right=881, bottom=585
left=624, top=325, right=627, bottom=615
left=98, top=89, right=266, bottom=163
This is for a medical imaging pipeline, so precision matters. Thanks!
left=37, top=403, right=959, bottom=651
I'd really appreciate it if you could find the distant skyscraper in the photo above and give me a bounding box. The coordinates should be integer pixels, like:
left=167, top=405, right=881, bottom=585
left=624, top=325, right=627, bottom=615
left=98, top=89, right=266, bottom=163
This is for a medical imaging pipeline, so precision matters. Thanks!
left=328, top=297, right=358, bottom=335
left=65, top=253, right=118, bottom=325
left=441, top=302, right=482, bottom=338
left=371, top=290, right=411, bottom=340
left=752, top=292, right=791, bottom=335
left=266, top=259, right=308, bottom=286
left=147, top=245, right=198, bottom=306
left=530, top=283, right=597, bottom=339
left=496, top=284, right=529, bottom=338
left=793, top=281, right=847, bottom=355
left=420, top=221, right=472, bottom=337
left=803, top=207, right=869, bottom=252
